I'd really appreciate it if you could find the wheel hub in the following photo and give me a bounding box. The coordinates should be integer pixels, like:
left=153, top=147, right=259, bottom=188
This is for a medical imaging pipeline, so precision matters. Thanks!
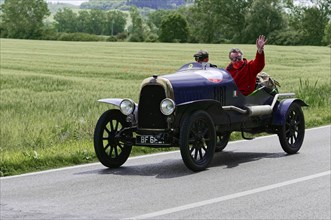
left=108, top=132, right=118, bottom=146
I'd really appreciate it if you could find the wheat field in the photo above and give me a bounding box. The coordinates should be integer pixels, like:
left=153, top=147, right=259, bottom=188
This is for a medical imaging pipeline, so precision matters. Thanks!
left=0, top=39, right=330, bottom=176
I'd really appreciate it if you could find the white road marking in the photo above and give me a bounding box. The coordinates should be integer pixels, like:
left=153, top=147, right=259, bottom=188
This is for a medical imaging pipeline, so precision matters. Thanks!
left=1, top=125, right=329, bottom=180
left=0, top=151, right=178, bottom=180
left=125, top=170, right=331, bottom=220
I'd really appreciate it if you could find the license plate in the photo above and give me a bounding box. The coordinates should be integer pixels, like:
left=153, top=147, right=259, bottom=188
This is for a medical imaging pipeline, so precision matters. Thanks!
left=136, top=135, right=164, bottom=144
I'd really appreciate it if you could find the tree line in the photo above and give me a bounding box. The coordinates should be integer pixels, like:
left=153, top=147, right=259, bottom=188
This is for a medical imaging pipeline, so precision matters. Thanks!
left=80, top=0, right=189, bottom=10
left=54, top=8, right=127, bottom=36
left=0, top=0, right=330, bottom=46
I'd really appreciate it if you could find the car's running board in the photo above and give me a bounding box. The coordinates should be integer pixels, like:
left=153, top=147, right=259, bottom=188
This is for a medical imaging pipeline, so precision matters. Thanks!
left=223, top=93, right=295, bottom=116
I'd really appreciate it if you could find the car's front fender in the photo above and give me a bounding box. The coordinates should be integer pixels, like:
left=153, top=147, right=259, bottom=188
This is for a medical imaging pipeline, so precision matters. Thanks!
left=97, top=98, right=124, bottom=107
left=272, top=98, right=308, bottom=126
left=97, top=98, right=138, bottom=122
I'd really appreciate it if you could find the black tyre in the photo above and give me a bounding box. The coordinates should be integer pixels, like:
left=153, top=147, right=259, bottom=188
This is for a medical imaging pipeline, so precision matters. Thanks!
left=278, top=103, right=305, bottom=154
left=215, top=132, right=231, bottom=152
left=94, top=109, right=132, bottom=168
left=180, top=111, right=216, bottom=171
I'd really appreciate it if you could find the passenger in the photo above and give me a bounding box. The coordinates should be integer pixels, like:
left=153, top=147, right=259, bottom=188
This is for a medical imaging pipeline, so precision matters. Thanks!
left=226, top=35, right=267, bottom=96
left=193, top=50, right=217, bottom=68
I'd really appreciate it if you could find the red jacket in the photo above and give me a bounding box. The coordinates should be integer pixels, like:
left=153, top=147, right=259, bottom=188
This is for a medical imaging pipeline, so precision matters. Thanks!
left=226, top=51, right=265, bottom=96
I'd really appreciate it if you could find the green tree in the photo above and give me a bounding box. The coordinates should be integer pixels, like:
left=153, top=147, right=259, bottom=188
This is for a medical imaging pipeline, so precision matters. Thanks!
left=0, top=0, right=50, bottom=39
left=322, top=21, right=331, bottom=45
left=300, top=4, right=330, bottom=45
left=104, top=10, right=127, bottom=36
left=54, top=8, right=78, bottom=33
left=159, top=12, right=189, bottom=43
left=217, top=0, right=253, bottom=43
left=54, top=9, right=127, bottom=37
left=188, top=0, right=252, bottom=43
left=89, top=9, right=106, bottom=35
left=186, top=0, right=223, bottom=43
left=147, top=10, right=172, bottom=31
left=286, top=0, right=330, bottom=45
left=243, top=0, right=286, bottom=43
left=129, top=6, right=145, bottom=42
left=77, top=10, right=91, bottom=33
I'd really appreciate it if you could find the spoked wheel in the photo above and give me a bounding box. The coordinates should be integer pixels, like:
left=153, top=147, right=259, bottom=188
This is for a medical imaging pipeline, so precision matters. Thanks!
left=278, top=103, right=305, bottom=154
left=94, top=109, right=132, bottom=168
left=180, top=111, right=216, bottom=171
left=215, top=132, right=231, bottom=152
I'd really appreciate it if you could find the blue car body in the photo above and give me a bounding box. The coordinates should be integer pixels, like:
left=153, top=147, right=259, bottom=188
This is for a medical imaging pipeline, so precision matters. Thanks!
left=99, top=62, right=307, bottom=139
left=95, top=62, right=308, bottom=171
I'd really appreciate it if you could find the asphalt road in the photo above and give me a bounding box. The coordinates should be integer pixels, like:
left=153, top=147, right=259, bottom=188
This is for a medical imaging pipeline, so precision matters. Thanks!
left=1, top=126, right=330, bottom=220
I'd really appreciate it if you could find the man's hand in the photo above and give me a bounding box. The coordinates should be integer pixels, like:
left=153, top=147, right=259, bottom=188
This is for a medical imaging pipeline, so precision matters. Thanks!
left=256, top=35, right=267, bottom=54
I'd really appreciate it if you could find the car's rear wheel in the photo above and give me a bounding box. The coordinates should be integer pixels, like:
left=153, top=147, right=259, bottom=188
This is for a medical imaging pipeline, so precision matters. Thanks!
left=94, top=109, right=132, bottom=168
left=278, top=103, right=305, bottom=154
left=215, top=132, right=231, bottom=152
left=180, top=111, right=216, bottom=171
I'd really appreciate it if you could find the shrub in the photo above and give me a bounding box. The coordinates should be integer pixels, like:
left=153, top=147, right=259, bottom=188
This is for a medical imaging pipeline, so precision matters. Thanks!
left=128, top=33, right=144, bottom=42
left=116, top=32, right=128, bottom=41
left=41, top=26, right=59, bottom=41
left=145, top=33, right=158, bottom=42
left=57, top=32, right=106, bottom=41
left=107, top=36, right=117, bottom=42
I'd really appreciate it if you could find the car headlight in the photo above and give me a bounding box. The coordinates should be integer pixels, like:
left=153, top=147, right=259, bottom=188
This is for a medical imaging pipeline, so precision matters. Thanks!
left=120, top=99, right=135, bottom=115
left=160, top=98, right=175, bottom=115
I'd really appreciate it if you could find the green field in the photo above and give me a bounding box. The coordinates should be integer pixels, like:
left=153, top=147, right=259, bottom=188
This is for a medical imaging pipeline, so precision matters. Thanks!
left=0, top=39, right=330, bottom=176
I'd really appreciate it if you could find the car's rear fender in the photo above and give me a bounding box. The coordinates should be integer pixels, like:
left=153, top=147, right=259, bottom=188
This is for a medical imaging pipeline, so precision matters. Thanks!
left=272, top=98, right=308, bottom=126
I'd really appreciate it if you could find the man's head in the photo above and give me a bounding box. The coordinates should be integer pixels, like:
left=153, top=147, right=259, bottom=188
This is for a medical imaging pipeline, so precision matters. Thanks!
left=194, top=50, right=209, bottom=62
left=229, top=48, right=244, bottom=69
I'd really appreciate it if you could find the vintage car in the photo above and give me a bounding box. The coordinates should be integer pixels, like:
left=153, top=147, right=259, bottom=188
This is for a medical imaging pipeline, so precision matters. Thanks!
left=94, top=62, right=307, bottom=171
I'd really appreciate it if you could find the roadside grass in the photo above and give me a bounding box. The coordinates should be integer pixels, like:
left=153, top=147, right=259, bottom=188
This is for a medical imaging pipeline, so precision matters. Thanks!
left=0, top=39, right=330, bottom=176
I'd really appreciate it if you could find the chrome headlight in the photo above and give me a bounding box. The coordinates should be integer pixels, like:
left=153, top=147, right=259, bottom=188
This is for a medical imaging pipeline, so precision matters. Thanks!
left=160, top=98, right=175, bottom=115
left=120, top=99, right=135, bottom=115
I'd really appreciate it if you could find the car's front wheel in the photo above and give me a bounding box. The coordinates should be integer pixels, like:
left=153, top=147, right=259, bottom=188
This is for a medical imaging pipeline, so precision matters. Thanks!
left=277, top=103, right=305, bottom=154
left=94, top=109, right=132, bottom=168
left=180, top=111, right=216, bottom=171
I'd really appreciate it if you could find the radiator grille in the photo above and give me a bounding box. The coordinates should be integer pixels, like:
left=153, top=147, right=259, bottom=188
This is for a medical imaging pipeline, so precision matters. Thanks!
left=138, top=85, right=167, bottom=129
left=214, top=87, right=225, bottom=105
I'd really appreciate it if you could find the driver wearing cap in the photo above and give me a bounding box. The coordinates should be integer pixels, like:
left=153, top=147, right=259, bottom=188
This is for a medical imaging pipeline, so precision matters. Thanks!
left=193, top=50, right=217, bottom=68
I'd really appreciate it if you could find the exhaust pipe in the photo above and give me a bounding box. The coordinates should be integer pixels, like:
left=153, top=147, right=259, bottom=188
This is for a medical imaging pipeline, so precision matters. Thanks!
left=246, top=105, right=272, bottom=116
left=223, top=93, right=295, bottom=116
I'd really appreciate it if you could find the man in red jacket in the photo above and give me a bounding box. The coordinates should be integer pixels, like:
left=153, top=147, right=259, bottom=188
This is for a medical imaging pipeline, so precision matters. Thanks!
left=226, top=35, right=267, bottom=96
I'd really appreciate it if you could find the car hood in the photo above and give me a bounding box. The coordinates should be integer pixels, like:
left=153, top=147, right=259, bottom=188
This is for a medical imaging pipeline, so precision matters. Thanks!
left=152, top=63, right=235, bottom=104
left=161, top=67, right=232, bottom=88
